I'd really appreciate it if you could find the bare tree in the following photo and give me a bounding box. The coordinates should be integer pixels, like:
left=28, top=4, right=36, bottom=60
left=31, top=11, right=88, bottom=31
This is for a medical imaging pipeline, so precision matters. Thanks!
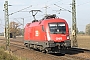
left=9, top=21, right=22, bottom=38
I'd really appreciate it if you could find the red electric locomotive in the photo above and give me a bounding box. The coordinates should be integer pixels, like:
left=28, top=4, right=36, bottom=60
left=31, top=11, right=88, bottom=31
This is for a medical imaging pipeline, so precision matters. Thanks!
left=24, top=14, right=71, bottom=53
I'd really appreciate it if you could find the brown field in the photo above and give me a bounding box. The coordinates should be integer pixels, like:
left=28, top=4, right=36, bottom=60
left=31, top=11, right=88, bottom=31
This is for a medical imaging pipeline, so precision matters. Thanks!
left=77, top=35, right=90, bottom=50
left=70, top=35, right=90, bottom=50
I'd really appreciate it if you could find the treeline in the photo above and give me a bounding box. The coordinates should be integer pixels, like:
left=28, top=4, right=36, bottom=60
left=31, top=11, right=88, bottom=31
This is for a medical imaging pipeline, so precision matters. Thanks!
left=85, top=24, right=90, bottom=35
left=70, top=24, right=90, bottom=35
left=75, top=23, right=90, bottom=35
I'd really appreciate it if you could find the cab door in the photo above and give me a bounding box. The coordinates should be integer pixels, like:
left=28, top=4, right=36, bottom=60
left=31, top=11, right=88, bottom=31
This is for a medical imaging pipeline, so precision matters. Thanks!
left=41, top=25, right=47, bottom=41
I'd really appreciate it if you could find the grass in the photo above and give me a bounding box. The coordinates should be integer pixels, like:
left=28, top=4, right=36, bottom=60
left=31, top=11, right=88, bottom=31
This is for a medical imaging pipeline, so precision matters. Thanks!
left=0, top=46, right=30, bottom=60
left=0, top=48, right=18, bottom=60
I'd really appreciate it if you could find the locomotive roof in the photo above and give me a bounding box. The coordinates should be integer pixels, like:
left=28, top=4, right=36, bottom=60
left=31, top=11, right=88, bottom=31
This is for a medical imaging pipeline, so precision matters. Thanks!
left=25, top=18, right=66, bottom=27
left=25, top=14, right=67, bottom=27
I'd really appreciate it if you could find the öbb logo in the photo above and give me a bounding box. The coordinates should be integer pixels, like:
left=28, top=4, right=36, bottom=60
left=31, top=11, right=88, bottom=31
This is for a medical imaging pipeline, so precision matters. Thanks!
left=56, top=37, right=62, bottom=40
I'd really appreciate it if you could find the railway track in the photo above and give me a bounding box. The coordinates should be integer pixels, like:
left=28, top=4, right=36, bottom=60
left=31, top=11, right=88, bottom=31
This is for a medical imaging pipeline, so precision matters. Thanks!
left=0, top=37, right=90, bottom=60
left=9, top=39, right=90, bottom=60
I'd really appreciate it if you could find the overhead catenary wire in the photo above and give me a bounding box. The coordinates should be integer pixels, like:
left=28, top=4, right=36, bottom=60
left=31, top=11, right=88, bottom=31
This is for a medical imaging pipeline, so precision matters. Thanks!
left=54, top=4, right=72, bottom=13
left=9, top=5, right=32, bottom=16
left=8, top=0, right=71, bottom=18
left=77, top=1, right=90, bottom=7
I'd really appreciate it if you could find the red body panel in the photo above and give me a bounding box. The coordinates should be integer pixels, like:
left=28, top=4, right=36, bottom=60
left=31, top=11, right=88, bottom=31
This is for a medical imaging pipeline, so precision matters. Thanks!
left=24, top=18, right=69, bottom=42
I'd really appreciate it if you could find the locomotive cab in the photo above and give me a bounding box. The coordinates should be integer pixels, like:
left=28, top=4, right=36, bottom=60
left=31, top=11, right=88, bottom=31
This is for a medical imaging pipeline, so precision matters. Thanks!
left=42, top=20, right=71, bottom=53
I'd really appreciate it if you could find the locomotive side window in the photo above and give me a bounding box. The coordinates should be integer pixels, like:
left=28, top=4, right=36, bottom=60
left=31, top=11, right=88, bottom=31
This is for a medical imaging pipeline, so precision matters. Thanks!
left=42, top=25, right=45, bottom=31
left=49, top=23, right=66, bottom=34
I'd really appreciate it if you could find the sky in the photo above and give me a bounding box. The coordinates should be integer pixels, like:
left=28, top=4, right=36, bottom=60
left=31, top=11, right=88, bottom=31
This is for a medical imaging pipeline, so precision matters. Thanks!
left=0, top=0, right=90, bottom=33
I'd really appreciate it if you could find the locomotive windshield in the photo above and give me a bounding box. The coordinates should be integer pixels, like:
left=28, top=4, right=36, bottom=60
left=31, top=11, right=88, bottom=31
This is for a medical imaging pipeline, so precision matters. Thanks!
left=49, top=23, right=66, bottom=34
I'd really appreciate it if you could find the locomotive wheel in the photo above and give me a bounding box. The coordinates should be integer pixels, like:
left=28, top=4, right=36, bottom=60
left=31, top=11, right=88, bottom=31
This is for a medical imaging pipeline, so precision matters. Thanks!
left=25, top=44, right=29, bottom=48
left=44, top=48, right=49, bottom=53
left=27, top=44, right=31, bottom=49
left=25, top=44, right=28, bottom=47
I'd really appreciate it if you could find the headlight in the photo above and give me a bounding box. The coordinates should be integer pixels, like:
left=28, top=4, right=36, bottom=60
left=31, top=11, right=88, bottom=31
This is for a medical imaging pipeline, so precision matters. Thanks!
left=67, top=36, right=70, bottom=40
